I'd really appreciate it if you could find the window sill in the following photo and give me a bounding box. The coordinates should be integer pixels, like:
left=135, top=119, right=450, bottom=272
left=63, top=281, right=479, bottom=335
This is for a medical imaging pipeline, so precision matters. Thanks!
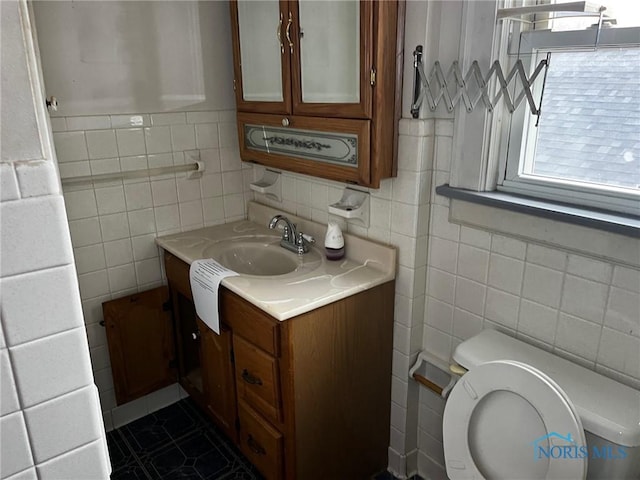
left=436, top=185, right=640, bottom=268
left=436, top=185, right=639, bottom=238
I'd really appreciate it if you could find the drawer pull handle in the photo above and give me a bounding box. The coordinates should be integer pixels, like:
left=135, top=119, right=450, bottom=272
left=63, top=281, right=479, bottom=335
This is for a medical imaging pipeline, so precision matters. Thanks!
left=242, top=369, right=263, bottom=386
left=247, top=435, right=266, bottom=455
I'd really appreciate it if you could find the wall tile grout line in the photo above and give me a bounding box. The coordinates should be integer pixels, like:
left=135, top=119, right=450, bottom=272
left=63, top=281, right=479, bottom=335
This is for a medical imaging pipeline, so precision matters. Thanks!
left=3, top=323, right=84, bottom=352
left=0, top=261, right=74, bottom=281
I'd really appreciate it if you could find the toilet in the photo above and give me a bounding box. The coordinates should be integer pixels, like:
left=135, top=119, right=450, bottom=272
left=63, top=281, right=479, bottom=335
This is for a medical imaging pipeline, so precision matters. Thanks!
left=442, top=330, right=640, bottom=479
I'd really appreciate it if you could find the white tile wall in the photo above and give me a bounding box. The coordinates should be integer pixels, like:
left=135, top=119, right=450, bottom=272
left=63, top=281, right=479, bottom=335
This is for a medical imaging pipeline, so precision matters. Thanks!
left=3, top=467, right=37, bottom=480
left=0, top=350, right=20, bottom=417
left=35, top=439, right=111, bottom=479
left=2, top=7, right=110, bottom=475
left=52, top=131, right=88, bottom=162
left=1, top=266, right=83, bottom=345
left=53, top=109, right=250, bottom=429
left=10, top=329, right=94, bottom=408
left=1, top=140, right=109, bottom=479
left=24, top=386, right=103, bottom=463
left=15, top=161, right=59, bottom=198
left=418, top=118, right=640, bottom=478
left=606, top=287, right=640, bottom=336
left=85, top=130, right=118, bottom=159
left=0, top=412, right=34, bottom=478
left=0, top=196, right=74, bottom=277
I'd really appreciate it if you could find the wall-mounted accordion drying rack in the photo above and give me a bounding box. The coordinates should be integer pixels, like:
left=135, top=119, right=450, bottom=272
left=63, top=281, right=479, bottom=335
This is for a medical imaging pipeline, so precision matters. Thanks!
left=410, top=2, right=615, bottom=120
left=410, top=45, right=550, bottom=121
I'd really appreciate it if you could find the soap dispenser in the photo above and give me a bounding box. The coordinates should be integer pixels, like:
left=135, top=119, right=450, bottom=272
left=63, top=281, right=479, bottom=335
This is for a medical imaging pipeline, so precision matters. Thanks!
left=324, top=221, right=345, bottom=261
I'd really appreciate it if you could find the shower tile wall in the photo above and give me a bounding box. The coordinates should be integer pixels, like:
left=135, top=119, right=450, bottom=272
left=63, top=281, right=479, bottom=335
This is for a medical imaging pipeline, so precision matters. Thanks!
left=51, top=110, right=254, bottom=431
left=1, top=1, right=110, bottom=477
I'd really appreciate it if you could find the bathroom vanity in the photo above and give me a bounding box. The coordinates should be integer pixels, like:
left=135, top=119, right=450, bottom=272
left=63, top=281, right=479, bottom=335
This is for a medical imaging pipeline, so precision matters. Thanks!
left=230, top=0, right=405, bottom=187
left=106, top=203, right=397, bottom=480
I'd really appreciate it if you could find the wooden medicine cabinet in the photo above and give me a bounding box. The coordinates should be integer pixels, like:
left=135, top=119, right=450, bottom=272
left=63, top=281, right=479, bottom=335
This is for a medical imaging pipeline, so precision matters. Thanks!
left=230, top=0, right=405, bottom=188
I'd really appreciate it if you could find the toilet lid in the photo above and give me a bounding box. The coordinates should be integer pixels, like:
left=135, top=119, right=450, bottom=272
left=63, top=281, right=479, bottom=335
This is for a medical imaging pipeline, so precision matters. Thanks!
left=442, top=360, right=587, bottom=480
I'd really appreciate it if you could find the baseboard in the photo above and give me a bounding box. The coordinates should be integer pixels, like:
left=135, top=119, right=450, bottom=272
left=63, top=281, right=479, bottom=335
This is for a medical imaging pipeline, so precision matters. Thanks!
left=417, top=451, right=447, bottom=480
left=388, top=447, right=420, bottom=479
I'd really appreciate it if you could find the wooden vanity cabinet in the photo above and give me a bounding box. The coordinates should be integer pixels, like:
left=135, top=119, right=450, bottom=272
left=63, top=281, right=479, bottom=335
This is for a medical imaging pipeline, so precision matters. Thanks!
left=163, top=251, right=394, bottom=480
left=230, top=0, right=405, bottom=188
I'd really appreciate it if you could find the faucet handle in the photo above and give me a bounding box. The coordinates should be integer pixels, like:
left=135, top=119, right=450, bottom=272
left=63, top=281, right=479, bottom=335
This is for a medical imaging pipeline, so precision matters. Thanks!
left=296, top=232, right=315, bottom=253
left=300, top=233, right=315, bottom=244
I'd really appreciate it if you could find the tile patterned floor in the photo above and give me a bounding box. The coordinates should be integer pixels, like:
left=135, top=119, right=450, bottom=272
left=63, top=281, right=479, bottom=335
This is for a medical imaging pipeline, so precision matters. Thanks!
left=107, top=399, right=262, bottom=479
left=107, top=398, right=414, bottom=480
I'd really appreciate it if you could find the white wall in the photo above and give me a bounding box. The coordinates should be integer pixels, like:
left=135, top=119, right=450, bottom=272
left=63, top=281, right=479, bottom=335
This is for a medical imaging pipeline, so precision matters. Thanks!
left=54, top=109, right=252, bottom=429
left=16, top=1, right=638, bottom=479
left=32, top=1, right=235, bottom=116
left=0, top=1, right=110, bottom=478
left=31, top=1, right=246, bottom=429
left=398, top=2, right=640, bottom=478
left=418, top=118, right=640, bottom=478
left=401, top=1, right=640, bottom=477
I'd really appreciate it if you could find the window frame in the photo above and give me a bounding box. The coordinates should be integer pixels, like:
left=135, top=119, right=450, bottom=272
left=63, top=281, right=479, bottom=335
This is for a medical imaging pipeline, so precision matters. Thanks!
left=497, top=25, right=640, bottom=217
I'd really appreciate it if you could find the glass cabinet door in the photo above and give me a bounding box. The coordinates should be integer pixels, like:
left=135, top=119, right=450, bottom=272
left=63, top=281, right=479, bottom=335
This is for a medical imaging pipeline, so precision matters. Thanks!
left=231, top=0, right=292, bottom=114
left=291, top=0, right=372, bottom=119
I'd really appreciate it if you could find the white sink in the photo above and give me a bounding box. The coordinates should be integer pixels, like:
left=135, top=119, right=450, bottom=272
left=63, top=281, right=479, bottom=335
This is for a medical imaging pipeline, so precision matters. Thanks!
left=155, top=204, right=397, bottom=320
left=203, top=236, right=321, bottom=276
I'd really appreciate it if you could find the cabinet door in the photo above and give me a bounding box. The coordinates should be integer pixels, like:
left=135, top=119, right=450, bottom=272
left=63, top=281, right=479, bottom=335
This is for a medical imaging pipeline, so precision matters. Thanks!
left=171, top=285, right=204, bottom=401
left=103, top=287, right=176, bottom=405
left=230, top=0, right=292, bottom=114
left=198, top=319, right=238, bottom=443
left=290, top=0, right=373, bottom=119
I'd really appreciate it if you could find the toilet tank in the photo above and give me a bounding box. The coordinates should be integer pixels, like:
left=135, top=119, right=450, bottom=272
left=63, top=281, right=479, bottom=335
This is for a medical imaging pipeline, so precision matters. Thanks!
left=453, top=330, right=640, bottom=479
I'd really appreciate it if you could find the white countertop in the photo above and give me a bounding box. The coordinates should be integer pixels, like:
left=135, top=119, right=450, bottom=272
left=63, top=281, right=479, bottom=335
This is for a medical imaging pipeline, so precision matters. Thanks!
left=155, top=202, right=396, bottom=321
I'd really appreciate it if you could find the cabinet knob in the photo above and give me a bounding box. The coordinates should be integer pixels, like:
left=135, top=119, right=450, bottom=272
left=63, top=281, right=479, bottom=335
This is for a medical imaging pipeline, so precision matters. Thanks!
left=281, top=117, right=290, bottom=127
left=191, top=330, right=200, bottom=340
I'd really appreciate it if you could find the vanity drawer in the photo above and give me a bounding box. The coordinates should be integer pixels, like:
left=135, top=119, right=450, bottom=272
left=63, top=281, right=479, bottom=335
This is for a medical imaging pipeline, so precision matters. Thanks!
left=222, top=290, right=280, bottom=356
left=234, top=335, right=282, bottom=424
left=238, top=400, right=283, bottom=480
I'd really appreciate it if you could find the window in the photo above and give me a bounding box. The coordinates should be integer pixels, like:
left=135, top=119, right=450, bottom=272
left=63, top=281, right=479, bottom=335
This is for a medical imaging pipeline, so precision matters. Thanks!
left=498, top=0, right=640, bottom=216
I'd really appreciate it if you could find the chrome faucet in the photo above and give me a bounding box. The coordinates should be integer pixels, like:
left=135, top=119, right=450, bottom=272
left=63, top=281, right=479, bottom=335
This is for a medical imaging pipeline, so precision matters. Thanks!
left=268, top=215, right=314, bottom=254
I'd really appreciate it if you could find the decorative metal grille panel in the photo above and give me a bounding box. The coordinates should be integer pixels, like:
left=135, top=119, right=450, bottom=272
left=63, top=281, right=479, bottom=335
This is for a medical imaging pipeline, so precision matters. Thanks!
left=244, top=124, right=358, bottom=167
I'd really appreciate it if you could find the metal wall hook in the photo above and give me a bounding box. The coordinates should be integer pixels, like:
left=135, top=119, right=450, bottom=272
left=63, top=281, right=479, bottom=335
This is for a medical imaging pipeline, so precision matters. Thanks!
left=45, top=96, right=58, bottom=112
